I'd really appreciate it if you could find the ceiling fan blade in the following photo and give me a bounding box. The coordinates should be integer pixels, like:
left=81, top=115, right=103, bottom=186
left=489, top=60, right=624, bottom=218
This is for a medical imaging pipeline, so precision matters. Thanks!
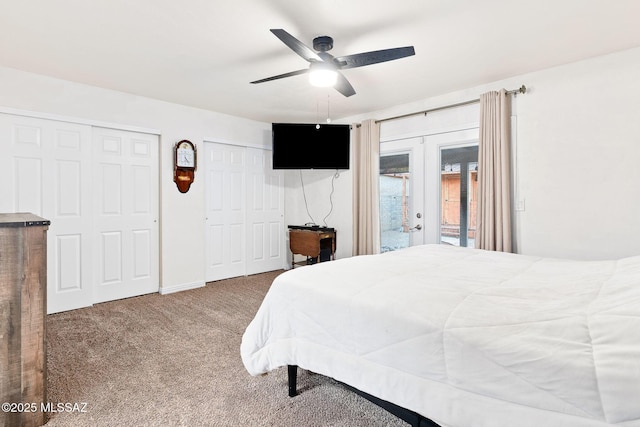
left=334, top=46, right=415, bottom=69
left=250, top=69, right=309, bottom=84
left=270, top=29, right=322, bottom=62
left=334, top=72, right=356, bottom=97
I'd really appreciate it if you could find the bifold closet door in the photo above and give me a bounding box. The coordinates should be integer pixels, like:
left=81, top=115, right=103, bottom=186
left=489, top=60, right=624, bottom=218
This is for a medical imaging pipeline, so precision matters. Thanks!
left=92, top=127, right=159, bottom=304
left=245, top=147, right=284, bottom=275
left=0, top=115, right=159, bottom=313
left=204, top=142, right=246, bottom=281
left=204, top=143, right=285, bottom=282
left=0, top=113, right=93, bottom=313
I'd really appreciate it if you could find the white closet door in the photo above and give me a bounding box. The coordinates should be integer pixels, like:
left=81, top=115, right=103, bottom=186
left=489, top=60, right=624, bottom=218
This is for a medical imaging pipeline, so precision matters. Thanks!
left=92, top=127, right=159, bottom=304
left=0, top=113, right=93, bottom=313
left=245, top=148, right=285, bottom=275
left=204, top=142, right=246, bottom=281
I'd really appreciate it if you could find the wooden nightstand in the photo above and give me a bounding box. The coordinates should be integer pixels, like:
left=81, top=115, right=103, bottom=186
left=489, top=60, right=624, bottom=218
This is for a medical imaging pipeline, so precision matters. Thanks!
left=288, top=226, right=336, bottom=268
left=0, top=213, right=49, bottom=427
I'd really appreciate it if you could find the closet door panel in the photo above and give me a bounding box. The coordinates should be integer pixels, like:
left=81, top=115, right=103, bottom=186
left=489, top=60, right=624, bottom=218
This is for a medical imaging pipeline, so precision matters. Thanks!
left=245, top=147, right=284, bottom=275
left=92, top=127, right=159, bottom=304
left=0, top=113, right=93, bottom=313
left=204, top=142, right=246, bottom=281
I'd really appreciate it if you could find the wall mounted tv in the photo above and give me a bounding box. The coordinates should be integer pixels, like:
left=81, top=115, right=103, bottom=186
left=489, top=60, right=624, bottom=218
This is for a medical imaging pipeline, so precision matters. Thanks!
left=272, top=123, right=350, bottom=170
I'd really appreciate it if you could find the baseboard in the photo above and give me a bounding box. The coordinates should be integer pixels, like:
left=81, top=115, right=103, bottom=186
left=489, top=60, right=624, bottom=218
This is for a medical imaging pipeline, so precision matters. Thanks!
left=159, top=280, right=205, bottom=295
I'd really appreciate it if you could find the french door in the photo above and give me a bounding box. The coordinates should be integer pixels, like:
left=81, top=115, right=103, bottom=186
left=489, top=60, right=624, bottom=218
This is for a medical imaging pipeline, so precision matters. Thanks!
left=425, top=129, right=479, bottom=247
left=380, top=130, right=478, bottom=251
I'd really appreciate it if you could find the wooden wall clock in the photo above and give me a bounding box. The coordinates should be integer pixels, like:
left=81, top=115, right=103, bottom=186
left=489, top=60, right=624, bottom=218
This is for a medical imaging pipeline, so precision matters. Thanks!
left=174, top=140, right=197, bottom=193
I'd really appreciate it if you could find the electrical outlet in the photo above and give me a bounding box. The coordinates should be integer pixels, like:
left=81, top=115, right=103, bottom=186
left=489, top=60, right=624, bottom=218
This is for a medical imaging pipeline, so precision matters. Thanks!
left=515, top=199, right=525, bottom=211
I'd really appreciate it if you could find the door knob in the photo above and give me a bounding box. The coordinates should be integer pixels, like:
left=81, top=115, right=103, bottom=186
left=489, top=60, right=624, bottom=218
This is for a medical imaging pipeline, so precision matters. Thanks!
left=411, top=224, right=422, bottom=231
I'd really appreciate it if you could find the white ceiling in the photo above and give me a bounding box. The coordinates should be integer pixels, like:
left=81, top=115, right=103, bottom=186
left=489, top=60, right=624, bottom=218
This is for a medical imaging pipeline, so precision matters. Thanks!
left=1, top=0, right=639, bottom=124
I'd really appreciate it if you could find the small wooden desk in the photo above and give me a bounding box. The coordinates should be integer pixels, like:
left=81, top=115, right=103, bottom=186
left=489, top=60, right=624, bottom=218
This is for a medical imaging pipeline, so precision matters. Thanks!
left=288, top=226, right=336, bottom=268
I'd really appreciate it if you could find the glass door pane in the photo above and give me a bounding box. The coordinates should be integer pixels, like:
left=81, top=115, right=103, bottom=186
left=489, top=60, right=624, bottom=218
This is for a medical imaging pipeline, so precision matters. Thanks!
left=440, top=146, right=478, bottom=247
left=378, top=137, right=425, bottom=253
left=379, top=153, right=411, bottom=252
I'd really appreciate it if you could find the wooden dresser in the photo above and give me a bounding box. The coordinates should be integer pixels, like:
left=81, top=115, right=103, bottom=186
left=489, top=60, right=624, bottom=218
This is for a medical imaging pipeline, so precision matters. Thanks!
left=288, top=225, right=336, bottom=268
left=0, top=213, right=49, bottom=427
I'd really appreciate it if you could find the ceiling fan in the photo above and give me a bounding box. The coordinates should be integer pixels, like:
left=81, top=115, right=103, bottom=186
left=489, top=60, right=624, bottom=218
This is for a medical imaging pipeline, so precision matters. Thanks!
left=250, top=29, right=415, bottom=97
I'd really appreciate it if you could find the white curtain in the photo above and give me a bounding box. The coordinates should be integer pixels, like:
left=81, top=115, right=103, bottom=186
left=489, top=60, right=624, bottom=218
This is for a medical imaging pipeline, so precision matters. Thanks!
left=476, top=89, right=512, bottom=252
left=352, top=119, right=381, bottom=255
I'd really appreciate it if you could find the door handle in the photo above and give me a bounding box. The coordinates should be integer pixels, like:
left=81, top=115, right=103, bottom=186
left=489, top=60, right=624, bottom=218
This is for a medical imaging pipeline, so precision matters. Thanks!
left=410, top=224, right=422, bottom=231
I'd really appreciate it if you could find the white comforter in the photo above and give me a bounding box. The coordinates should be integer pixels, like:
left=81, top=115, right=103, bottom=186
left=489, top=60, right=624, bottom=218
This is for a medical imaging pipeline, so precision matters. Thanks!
left=241, top=245, right=640, bottom=427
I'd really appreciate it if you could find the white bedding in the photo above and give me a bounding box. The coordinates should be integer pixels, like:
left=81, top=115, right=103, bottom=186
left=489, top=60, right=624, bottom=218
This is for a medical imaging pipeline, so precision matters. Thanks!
left=241, top=244, right=640, bottom=427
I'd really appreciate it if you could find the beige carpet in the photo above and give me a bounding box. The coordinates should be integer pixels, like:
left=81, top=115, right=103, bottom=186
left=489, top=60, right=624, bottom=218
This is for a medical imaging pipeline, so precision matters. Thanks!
left=45, top=270, right=408, bottom=426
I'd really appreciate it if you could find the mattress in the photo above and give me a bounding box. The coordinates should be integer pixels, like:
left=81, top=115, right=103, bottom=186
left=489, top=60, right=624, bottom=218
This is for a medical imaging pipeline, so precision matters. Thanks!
left=241, top=244, right=640, bottom=427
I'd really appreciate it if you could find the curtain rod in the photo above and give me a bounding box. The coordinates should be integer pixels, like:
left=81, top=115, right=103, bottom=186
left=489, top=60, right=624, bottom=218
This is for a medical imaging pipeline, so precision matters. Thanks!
left=374, top=84, right=527, bottom=124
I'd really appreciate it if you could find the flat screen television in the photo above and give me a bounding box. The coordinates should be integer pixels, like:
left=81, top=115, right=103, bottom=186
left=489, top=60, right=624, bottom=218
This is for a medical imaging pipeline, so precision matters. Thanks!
left=272, top=123, right=350, bottom=169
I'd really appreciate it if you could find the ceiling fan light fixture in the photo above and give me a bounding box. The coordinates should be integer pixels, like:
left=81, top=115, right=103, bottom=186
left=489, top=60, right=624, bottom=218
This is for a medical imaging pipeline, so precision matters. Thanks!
left=251, top=29, right=415, bottom=97
left=308, top=62, right=337, bottom=87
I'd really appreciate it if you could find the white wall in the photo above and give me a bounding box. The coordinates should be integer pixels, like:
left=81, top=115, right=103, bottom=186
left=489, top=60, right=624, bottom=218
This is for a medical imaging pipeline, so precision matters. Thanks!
left=2, top=44, right=639, bottom=278
left=293, top=46, right=640, bottom=261
left=513, top=47, right=640, bottom=259
left=0, top=66, right=271, bottom=291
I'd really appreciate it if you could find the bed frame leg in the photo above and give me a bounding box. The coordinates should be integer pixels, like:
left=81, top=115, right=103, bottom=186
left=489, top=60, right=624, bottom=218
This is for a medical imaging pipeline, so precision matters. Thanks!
left=288, top=365, right=298, bottom=397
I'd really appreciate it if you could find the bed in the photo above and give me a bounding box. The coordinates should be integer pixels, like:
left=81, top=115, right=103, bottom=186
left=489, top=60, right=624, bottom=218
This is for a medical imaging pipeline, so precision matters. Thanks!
left=241, top=244, right=640, bottom=427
